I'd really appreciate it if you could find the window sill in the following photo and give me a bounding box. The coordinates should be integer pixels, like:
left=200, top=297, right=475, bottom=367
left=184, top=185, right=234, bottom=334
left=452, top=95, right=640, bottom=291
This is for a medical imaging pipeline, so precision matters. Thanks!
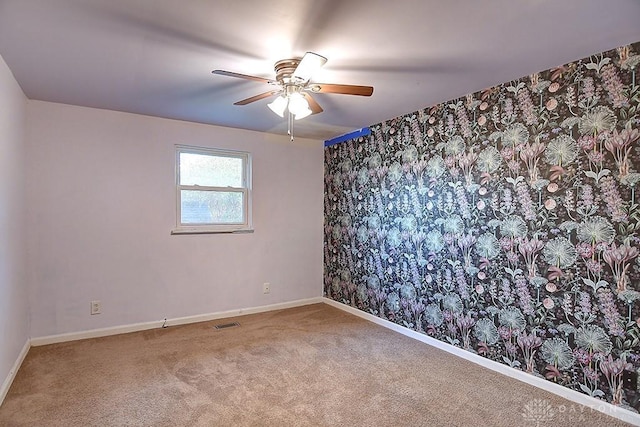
left=171, top=228, right=254, bottom=235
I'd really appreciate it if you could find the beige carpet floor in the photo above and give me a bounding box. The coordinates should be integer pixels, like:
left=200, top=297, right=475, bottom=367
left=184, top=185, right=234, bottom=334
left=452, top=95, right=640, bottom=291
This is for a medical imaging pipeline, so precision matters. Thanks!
left=0, top=303, right=634, bottom=426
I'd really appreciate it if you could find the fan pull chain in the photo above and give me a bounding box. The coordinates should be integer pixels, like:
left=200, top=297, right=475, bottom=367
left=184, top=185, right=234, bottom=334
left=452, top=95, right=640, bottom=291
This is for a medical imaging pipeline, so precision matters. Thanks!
left=287, top=111, right=295, bottom=141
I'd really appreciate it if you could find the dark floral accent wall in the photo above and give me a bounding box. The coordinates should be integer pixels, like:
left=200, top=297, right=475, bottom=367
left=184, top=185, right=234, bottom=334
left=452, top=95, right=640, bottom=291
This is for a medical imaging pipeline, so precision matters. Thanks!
left=324, top=42, right=640, bottom=410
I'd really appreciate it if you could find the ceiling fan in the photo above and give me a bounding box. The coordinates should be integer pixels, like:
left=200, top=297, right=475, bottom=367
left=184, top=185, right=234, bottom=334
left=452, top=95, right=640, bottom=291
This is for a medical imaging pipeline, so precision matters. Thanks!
left=212, top=52, right=374, bottom=140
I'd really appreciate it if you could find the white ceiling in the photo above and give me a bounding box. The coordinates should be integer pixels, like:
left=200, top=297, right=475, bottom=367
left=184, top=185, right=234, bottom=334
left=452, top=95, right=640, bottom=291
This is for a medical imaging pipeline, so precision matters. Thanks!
left=1, top=0, right=640, bottom=141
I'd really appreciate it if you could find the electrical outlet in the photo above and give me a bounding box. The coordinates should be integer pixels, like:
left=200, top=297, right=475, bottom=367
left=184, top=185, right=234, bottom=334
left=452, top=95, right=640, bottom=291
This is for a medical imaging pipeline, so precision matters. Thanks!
left=263, top=283, right=271, bottom=294
left=90, top=300, right=101, bottom=315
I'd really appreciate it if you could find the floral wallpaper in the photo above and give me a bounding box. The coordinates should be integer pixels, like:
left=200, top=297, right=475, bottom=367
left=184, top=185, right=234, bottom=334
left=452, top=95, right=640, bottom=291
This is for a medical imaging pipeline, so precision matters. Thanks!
left=324, top=42, right=640, bottom=410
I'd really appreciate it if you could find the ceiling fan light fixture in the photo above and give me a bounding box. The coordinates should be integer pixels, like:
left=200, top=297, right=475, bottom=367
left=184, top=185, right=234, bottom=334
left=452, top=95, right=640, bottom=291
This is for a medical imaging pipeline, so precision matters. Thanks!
left=287, top=92, right=309, bottom=116
left=267, top=95, right=287, bottom=117
left=293, top=107, right=312, bottom=120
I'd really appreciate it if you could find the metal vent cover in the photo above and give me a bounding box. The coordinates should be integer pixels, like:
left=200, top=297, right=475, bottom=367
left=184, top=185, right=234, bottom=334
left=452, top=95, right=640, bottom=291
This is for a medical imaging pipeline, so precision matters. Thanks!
left=214, top=322, right=240, bottom=330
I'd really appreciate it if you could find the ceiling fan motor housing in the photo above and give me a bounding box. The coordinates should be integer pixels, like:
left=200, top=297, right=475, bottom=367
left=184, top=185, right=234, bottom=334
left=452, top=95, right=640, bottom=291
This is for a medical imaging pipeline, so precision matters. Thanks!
left=274, top=58, right=303, bottom=86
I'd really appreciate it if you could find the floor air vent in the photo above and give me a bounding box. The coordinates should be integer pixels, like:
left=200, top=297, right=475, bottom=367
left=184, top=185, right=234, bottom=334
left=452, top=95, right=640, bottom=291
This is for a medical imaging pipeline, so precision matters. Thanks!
left=214, top=322, right=240, bottom=330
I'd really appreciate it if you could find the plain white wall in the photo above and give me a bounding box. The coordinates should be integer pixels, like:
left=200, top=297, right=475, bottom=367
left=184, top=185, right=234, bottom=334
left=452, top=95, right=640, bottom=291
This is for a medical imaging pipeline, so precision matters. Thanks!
left=26, top=101, right=324, bottom=338
left=0, top=54, right=29, bottom=390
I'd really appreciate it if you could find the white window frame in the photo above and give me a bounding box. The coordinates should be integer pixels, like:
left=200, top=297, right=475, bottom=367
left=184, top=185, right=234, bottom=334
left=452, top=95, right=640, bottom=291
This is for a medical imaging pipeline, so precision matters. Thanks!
left=173, top=145, right=252, bottom=234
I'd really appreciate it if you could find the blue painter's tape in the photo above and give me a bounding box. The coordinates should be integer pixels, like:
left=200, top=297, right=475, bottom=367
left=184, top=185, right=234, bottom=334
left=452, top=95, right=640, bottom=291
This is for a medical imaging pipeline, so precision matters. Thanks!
left=324, top=127, right=371, bottom=147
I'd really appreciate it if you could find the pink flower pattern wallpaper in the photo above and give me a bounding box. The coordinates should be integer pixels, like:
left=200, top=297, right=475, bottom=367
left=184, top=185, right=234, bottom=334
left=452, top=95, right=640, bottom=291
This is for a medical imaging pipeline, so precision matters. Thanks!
left=324, top=41, right=640, bottom=410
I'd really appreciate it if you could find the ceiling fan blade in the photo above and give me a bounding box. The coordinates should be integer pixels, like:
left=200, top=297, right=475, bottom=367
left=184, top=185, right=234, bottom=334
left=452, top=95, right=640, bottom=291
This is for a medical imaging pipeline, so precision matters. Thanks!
left=310, top=83, right=374, bottom=96
left=212, top=70, right=275, bottom=84
left=302, top=92, right=323, bottom=115
left=292, top=52, right=327, bottom=83
left=234, top=90, right=280, bottom=105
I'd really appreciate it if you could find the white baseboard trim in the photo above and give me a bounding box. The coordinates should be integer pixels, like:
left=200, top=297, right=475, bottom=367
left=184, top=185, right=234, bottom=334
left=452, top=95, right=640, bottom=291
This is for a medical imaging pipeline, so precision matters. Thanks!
left=323, top=297, right=640, bottom=426
left=0, top=338, right=30, bottom=406
left=31, top=297, right=323, bottom=347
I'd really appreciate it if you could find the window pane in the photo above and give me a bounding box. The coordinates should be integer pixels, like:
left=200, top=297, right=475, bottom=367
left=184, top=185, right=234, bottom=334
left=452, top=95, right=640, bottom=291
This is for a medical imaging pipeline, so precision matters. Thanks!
left=180, top=152, right=243, bottom=187
left=180, top=190, right=244, bottom=224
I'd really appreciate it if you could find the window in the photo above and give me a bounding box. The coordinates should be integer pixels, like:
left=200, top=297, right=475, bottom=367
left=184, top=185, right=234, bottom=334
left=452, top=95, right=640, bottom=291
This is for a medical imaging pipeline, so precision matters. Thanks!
left=173, top=145, right=252, bottom=234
